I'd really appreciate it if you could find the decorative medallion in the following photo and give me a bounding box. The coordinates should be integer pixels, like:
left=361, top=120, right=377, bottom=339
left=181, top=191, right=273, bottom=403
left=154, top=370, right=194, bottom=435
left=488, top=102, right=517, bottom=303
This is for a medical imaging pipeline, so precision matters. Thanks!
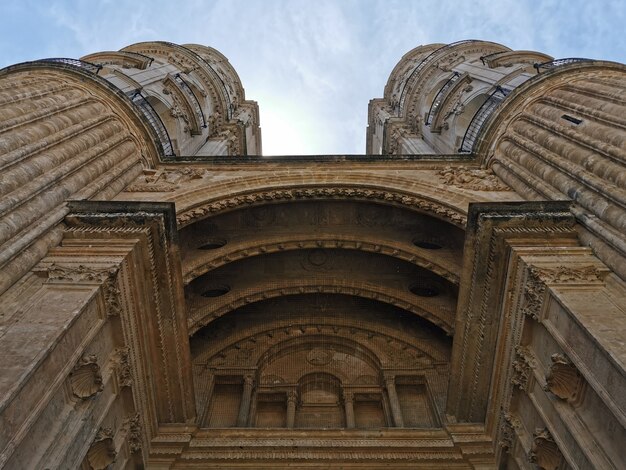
left=307, top=348, right=333, bottom=366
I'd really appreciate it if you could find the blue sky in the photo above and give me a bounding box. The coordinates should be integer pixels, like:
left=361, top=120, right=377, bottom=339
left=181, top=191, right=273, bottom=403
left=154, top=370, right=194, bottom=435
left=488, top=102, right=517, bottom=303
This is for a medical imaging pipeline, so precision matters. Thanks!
left=1, top=0, right=624, bottom=155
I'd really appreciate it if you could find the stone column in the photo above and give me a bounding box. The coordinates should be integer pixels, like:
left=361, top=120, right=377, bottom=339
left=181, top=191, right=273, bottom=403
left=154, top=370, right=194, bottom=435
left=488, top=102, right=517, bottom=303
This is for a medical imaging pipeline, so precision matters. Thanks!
left=286, top=390, right=297, bottom=429
left=343, top=391, right=355, bottom=428
left=384, top=374, right=404, bottom=428
left=237, top=375, right=254, bottom=427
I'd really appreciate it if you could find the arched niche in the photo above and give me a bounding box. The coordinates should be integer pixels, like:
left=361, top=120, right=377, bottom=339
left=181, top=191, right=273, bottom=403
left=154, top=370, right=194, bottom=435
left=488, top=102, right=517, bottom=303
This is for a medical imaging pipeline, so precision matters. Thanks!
left=454, top=92, right=490, bottom=146
left=191, top=296, right=451, bottom=430
left=144, top=94, right=178, bottom=153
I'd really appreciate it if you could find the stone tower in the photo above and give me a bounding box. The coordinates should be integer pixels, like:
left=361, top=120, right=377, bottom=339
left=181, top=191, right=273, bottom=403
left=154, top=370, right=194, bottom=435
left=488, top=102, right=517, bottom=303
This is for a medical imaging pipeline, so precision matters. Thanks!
left=0, top=40, right=624, bottom=469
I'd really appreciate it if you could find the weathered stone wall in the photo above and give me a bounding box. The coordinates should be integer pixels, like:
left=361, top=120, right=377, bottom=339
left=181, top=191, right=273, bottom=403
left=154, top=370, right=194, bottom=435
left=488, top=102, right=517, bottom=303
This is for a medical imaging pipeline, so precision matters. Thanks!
left=0, top=63, right=159, bottom=296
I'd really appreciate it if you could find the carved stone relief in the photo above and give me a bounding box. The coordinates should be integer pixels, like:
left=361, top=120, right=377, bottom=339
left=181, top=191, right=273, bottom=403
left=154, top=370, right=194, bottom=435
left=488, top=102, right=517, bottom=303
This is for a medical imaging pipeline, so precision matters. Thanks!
left=124, top=414, right=142, bottom=453
left=85, top=427, right=116, bottom=470
left=521, top=268, right=547, bottom=321
left=529, top=428, right=563, bottom=470
left=176, top=187, right=467, bottom=228
left=499, top=410, right=521, bottom=452
left=125, top=168, right=209, bottom=192
left=115, top=347, right=133, bottom=388
left=544, top=354, right=586, bottom=406
left=69, top=354, right=103, bottom=400
left=533, top=265, right=603, bottom=284
left=437, top=166, right=511, bottom=191
left=511, top=346, right=535, bottom=392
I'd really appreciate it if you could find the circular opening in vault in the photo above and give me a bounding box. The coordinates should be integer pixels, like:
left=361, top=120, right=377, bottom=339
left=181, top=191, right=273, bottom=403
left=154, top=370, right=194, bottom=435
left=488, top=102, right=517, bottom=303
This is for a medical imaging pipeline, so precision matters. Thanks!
left=202, top=285, right=231, bottom=297
left=409, top=284, right=439, bottom=297
left=198, top=239, right=227, bottom=250
left=412, top=239, right=442, bottom=250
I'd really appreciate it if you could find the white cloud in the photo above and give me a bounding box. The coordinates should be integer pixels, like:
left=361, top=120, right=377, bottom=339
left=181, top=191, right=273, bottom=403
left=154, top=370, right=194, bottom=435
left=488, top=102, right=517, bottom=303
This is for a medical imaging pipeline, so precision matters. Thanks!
left=2, top=0, right=623, bottom=155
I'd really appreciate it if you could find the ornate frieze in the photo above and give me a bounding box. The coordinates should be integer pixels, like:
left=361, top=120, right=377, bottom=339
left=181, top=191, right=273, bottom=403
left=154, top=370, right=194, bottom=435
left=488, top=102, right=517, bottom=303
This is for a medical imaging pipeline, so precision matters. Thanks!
left=437, top=166, right=511, bottom=191
left=544, top=353, right=586, bottom=406
left=125, top=168, right=209, bottom=192
left=176, top=187, right=467, bottom=228
left=529, top=427, right=563, bottom=470
left=533, top=265, right=603, bottom=284
left=69, top=354, right=103, bottom=400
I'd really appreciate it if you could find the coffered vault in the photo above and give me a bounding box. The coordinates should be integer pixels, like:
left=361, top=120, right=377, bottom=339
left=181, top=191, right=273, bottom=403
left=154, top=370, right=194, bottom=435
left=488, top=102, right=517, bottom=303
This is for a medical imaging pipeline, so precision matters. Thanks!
left=0, top=40, right=624, bottom=469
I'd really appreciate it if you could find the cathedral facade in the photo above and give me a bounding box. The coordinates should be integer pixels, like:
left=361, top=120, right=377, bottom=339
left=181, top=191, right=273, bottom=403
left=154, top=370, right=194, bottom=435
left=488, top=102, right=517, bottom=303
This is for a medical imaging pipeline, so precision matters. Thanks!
left=0, top=40, right=624, bottom=469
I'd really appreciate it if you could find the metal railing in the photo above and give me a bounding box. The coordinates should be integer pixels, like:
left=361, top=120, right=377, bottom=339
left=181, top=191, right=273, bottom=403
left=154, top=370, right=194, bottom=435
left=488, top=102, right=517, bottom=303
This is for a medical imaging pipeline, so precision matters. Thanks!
left=397, top=40, right=477, bottom=116
left=459, top=86, right=510, bottom=153
left=426, top=72, right=461, bottom=125
left=35, top=58, right=102, bottom=75
left=127, top=90, right=175, bottom=157
left=174, top=74, right=207, bottom=129
left=533, top=58, right=590, bottom=73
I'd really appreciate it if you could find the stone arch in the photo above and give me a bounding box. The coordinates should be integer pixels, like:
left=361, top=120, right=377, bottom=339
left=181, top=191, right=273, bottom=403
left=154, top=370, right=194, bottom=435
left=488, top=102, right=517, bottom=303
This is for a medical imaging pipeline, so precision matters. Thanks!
left=192, top=311, right=450, bottom=368
left=170, top=173, right=470, bottom=229
left=182, top=232, right=460, bottom=286
left=187, top=278, right=455, bottom=335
